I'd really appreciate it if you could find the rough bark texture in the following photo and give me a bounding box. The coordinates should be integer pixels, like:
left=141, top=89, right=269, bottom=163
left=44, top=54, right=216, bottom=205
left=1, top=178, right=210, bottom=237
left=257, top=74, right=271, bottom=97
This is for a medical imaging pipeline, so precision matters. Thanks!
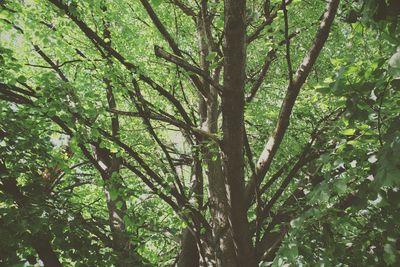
left=197, top=8, right=236, bottom=266
left=30, top=235, right=63, bottom=267
left=177, top=229, right=200, bottom=267
left=221, top=0, right=256, bottom=266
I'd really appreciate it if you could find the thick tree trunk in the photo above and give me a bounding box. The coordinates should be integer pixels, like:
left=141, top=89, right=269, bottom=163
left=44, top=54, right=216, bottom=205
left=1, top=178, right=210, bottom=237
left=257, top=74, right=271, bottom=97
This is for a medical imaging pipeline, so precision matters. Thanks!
left=196, top=8, right=237, bottom=266
left=103, top=185, right=137, bottom=266
left=31, top=234, right=63, bottom=267
left=99, top=149, right=144, bottom=266
left=221, top=0, right=257, bottom=266
left=177, top=229, right=200, bottom=267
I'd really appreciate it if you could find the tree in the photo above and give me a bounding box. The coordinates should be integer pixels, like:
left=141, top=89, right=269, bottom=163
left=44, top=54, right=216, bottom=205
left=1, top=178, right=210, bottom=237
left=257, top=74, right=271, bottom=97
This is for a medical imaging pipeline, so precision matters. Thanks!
left=1, top=0, right=399, bottom=266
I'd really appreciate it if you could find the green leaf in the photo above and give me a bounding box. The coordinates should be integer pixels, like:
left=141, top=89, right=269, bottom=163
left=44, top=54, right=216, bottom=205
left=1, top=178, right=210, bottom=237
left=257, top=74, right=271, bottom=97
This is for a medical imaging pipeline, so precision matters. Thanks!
left=109, top=188, right=118, bottom=201
left=290, top=217, right=303, bottom=228
left=16, top=75, right=27, bottom=83
left=334, top=180, right=347, bottom=194
left=206, top=52, right=217, bottom=62
left=123, top=215, right=134, bottom=227
left=151, top=0, right=162, bottom=7
left=116, top=201, right=123, bottom=209
left=342, top=128, right=356, bottom=136
left=383, top=243, right=397, bottom=265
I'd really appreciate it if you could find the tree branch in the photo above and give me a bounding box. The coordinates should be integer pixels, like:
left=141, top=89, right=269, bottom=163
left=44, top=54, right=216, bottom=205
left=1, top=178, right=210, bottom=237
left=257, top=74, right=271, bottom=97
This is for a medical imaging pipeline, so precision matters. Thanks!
left=282, top=0, right=293, bottom=84
left=245, top=0, right=340, bottom=205
left=140, top=0, right=211, bottom=99
left=154, top=45, right=223, bottom=93
left=168, top=0, right=196, bottom=17
left=33, top=45, right=69, bottom=82
left=246, top=31, right=299, bottom=103
left=246, top=49, right=276, bottom=103
left=129, top=80, right=185, bottom=197
left=107, top=108, right=220, bottom=143
left=246, top=0, right=293, bottom=44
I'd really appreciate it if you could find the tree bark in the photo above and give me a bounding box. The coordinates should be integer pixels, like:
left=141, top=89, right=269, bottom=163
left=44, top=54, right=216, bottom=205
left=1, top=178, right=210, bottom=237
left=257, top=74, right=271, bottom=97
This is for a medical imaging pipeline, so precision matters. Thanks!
left=178, top=229, right=200, bottom=267
left=221, top=0, right=256, bottom=266
left=196, top=5, right=237, bottom=265
left=30, top=235, right=63, bottom=267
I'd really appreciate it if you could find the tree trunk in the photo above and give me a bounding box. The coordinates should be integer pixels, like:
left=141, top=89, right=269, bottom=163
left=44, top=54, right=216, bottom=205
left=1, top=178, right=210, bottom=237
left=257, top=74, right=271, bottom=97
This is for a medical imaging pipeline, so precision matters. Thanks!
left=31, top=234, right=63, bottom=267
left=103, top=185, right=136, bottom=266
left=222, top=0, right=257, bottom=266
left=196, top=7, right=237, bottom=266
left=177, top=229, right=200, bottom=267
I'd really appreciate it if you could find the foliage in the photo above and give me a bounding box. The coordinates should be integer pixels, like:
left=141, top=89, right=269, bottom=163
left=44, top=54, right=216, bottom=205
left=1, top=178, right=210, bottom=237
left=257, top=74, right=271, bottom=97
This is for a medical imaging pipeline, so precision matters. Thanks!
left=0, top=0, right=399, bottom=266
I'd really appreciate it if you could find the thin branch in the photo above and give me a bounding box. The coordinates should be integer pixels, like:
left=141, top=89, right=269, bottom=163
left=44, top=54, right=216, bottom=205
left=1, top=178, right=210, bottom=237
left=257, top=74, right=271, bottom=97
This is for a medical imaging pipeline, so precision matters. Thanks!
left=129, top=80, right=185, bottom=197
left=107, top=108, right=220, bottom=142
left=258, top=152, right=318, bottom=223
left=246, top=31, right=299, bottom=103
left=154, top=45, right=223, bottom=93
left=282, top=0, right=293, bottom=84
left=33, top=45, right=69, bottom=82
left=168, top=0, right=196, bottom=17
left=246, top=0, right=293, bottom=44
left=244, top=126, right=256, bottom=176
left=49, top=161, right=90, bottom=191
left=246, top=49, right=276, bottom=103
left=25, top=63, right=54, bottom=69
left=257, top=168, right=354, bottom=262
left=140, top=0, right=211, bottom=98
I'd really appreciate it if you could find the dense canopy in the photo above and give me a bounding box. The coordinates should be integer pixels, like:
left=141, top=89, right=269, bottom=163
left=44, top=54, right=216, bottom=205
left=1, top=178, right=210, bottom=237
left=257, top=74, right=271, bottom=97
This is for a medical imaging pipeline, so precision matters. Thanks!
left=0, top=0, right=399, bottom=266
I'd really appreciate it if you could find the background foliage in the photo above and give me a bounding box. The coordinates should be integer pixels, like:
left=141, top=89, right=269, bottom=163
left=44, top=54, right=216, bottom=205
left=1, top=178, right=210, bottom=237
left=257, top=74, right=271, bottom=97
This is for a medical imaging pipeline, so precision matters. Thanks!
left=1, top=0, right=399, bottom=266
